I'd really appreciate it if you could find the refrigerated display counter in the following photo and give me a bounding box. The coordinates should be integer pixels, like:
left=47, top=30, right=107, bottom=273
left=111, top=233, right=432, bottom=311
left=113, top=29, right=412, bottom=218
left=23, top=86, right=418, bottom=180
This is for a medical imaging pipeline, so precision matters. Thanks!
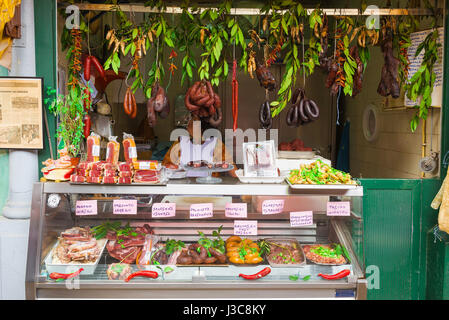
left=26, top=179, right=366, bottom=299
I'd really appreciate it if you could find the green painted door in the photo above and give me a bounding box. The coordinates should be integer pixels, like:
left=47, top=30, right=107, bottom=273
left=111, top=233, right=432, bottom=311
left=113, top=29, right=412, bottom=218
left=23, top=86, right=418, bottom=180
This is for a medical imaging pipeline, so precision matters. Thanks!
left=361, top=179, right=422, bottom=300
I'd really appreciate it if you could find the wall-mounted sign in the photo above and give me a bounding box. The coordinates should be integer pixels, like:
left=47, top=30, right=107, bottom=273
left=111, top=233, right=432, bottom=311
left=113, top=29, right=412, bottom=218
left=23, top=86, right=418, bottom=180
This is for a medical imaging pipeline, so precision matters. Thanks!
left=0, top=77, right=43, bottom=149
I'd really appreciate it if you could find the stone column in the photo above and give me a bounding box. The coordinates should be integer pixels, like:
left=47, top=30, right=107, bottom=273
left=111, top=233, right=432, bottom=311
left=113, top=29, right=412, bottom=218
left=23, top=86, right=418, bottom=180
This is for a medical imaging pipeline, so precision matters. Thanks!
left=2, top=0, right=38, bottom=219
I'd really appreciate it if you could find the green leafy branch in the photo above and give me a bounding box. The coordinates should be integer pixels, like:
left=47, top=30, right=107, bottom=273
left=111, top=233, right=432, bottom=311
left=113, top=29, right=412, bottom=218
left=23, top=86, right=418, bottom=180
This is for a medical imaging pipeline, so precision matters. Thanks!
left=406, top=28, right=441, bottom=132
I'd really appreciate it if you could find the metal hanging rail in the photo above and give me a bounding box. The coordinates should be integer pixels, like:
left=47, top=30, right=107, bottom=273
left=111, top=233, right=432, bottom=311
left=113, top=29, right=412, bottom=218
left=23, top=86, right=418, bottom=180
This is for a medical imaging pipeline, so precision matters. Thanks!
left=69, top=3, right=437, bottom=16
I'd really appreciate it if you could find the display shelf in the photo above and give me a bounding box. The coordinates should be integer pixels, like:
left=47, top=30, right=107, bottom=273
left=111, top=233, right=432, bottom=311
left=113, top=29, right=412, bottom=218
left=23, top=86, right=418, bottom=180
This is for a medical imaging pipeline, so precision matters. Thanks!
left=43, top=180, right=364, bottom=197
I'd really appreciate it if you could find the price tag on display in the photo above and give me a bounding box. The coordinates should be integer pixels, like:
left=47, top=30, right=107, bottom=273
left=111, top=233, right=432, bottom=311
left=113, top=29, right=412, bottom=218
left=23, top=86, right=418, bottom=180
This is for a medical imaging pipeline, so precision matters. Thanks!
left=190, top=203, right=213, bottom=219
left=75, top=200, right=97, bottom=216
left=290, top=211, right=314, bottom=227
left=113, top=199, right=137, bottom=215
left=152, top=203, right=176, bottom=218
left=262, top=199, right=284, bottom=215
left=225, top=203, right=247, bottom=218
left=92, top=145, right=100, bottom=157
left=128, top=147, right=137, bottom=159
left=234, top=220, right=258, bottom=236
left=327, top=202, right=351, bottom=216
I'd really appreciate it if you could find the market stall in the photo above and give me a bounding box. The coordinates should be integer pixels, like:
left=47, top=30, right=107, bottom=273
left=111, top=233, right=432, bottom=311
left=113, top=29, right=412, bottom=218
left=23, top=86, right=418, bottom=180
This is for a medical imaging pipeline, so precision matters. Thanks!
left=25, top=0, right=446, bottom=300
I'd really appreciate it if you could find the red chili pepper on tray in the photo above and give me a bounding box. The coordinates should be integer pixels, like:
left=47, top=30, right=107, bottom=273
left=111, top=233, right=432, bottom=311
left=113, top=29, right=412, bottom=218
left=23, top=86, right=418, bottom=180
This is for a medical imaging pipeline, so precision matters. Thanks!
left=49, top=268, right=84, bottom=280
left=239, top=267, right=271, bottom=280
left=124, top=270, right=159, bottom=282
left=318, top=269, right=350, bottom=280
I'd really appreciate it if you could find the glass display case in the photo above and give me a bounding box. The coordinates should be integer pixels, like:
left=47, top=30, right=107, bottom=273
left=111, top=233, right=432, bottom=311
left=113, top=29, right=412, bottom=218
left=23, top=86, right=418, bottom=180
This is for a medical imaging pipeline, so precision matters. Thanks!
left=26, top=180, right=366, bottom=299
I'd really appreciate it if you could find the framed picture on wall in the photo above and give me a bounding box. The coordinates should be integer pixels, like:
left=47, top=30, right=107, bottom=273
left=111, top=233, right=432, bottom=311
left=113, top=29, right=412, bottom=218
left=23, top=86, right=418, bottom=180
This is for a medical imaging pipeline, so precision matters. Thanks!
left=0, top=77, right=44, bottom=149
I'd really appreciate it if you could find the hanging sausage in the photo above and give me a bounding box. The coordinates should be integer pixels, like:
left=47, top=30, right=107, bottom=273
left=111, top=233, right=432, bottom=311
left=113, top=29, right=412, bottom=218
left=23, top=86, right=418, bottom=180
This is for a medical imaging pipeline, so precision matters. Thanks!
left=184, top=80, right=222, bottom=127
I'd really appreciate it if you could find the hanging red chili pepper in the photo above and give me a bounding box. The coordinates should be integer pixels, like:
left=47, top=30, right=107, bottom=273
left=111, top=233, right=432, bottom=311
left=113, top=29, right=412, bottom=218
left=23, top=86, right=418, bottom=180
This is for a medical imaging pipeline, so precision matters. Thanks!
left=124, top=270, right=159, bottom=282
left=49, top=268, right=84, bottom=280
left=318, top=269, right=350, bottom=280
left=232, top=59, right=239, bottom=132
left=239, top=267, right=271, bottom=280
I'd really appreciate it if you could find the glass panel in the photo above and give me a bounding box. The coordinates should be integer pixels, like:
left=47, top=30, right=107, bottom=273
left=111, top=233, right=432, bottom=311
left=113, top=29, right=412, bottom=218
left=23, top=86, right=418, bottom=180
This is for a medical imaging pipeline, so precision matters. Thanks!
left=38, top=190, right=363, bottom=285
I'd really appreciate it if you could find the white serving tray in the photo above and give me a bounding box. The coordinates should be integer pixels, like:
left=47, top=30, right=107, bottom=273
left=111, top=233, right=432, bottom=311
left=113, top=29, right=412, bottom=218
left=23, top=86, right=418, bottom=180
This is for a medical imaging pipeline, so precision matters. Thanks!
left=235, top=169, right=286, bottom=184
left=44, top=238, right=108, bottom=275
left=285, top=178, right=359, bottom=190
left=278, top=151, right=316, bottom=159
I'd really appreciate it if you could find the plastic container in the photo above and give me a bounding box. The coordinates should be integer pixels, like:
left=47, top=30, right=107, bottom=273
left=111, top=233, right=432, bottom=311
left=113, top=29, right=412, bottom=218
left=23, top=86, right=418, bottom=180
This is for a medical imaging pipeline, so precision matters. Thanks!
left=264, top=238, right=306, bottom=268
left=302, top=244, right=348, bottom=266
left=44, top=239, right=108, bottom=275
left=235, top=169, right=285, bottom=184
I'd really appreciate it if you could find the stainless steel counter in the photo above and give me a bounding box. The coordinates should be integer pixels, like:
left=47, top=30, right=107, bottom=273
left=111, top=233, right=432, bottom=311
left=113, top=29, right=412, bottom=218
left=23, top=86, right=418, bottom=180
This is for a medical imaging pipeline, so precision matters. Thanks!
left=43, top=180, right=364, bottom=196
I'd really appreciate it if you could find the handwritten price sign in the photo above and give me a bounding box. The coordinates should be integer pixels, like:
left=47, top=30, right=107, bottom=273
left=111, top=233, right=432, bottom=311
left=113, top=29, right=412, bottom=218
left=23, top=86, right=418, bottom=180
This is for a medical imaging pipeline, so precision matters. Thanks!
left=327, top=202, right=351, bottom=216
left=262, top=199, right=284, bottom=215
left=234, top=220, right=258, bottom=236
left=190, top=203, right=213, bottom=219
left=225, top=203, right=247, bottom=218
left=290, top=211, right=314, bottom=227
left=113, top=199, right=137, bottom=215
left=75, top=200, right=97, bottom=216
left=152, top=203, right=176, bottom=218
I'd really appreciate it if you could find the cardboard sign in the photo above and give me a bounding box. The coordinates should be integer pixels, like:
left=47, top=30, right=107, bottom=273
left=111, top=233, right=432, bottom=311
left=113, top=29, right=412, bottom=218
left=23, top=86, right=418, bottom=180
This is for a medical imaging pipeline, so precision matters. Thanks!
left=327, top=202, right=351, bottom=216
left=75, top=200, right=97, bottom=216
left=262, top=199, right=284, bottom=215
left=152, top=203, right=176, bottom=218
left=225, top=203, right=247, bottom=218
left=190, top=203, right=213, bottom=219
left=113, top=199, right=137, bottom=215
left=290, top=211, right=314, bottom=227
left=234, top=220, right=258, bottom=236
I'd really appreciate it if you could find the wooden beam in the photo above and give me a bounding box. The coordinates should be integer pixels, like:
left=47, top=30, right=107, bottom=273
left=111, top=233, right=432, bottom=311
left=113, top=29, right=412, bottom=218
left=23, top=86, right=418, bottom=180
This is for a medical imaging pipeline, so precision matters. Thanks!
left=67, top=3, right=436, bottom=16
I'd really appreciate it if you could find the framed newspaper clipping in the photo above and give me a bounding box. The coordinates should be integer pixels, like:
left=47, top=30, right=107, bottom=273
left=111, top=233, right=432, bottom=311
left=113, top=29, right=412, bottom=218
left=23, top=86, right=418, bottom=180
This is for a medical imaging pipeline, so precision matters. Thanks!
left=0, top=77, right=44, bottom=149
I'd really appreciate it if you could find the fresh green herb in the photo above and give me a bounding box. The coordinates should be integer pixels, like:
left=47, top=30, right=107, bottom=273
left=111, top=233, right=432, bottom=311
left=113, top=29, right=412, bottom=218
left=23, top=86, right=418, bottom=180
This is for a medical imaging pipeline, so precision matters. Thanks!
left=165, top=239, right=185, bottom=255
left=111, top=264, right=126, bottom=274
left=289, top=275, right=299, bottom=281
left=164, top=266, right=174, bottom=273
